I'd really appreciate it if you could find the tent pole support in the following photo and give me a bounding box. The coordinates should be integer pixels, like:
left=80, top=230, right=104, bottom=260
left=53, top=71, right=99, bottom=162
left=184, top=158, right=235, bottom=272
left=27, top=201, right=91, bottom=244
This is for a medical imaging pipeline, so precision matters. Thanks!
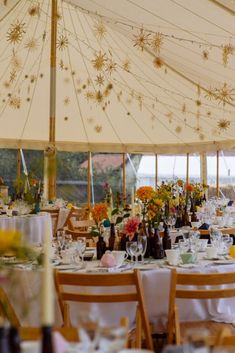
left=44, top=0, right=57, bottom=200
left=186, top=153, right=189, bottom=185
left=87, top=151, right=91, bottom=212
left=122, top=153, right=126, bottom=204
left=17, top=148, right=21, bottom=178
left=216, top=150, right=220, bottom=197
left=155, top=154, right=158, bottom=190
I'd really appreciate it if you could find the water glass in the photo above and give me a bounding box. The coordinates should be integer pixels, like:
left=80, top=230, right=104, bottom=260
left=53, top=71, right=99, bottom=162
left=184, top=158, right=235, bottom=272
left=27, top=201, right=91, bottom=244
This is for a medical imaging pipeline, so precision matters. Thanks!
left=98, top=325, right=127, bottom=353
left=126, top=241, right=134, bottom=262
left=77, top=238, right=86, bottom=263
left=137, top=235, right=147, bottom=263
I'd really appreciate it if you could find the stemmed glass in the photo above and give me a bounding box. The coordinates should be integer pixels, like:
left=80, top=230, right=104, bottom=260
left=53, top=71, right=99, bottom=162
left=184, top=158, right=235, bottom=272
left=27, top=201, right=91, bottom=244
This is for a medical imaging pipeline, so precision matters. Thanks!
left=130, top=241, right=143, bottom=265
left=77, top=237, right=87, bottom=264
left=126, top=241, right=134, bottom=263
left=137, top=235, right=147, bottom=263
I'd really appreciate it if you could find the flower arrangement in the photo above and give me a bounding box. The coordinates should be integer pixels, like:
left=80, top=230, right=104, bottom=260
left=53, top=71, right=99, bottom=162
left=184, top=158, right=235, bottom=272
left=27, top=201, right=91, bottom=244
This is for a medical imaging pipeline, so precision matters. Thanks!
left=124, top=216, right=140, bottom=240
left=136, top=186, right=155, bottom=203
left=90, top=202, right=108, bottom=237
left=0, top=230, right=36, bottom=260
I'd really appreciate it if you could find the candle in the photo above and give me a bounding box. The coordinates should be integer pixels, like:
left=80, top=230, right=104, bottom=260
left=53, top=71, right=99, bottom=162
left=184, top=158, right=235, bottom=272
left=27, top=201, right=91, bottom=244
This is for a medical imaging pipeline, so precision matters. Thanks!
left=41, top=218, right=54, bottom=326
left=109, top=187, right=113, bottom=211
left=38, top=180, right=41, bottom=195
left=131, top=187, right=135, bottom=217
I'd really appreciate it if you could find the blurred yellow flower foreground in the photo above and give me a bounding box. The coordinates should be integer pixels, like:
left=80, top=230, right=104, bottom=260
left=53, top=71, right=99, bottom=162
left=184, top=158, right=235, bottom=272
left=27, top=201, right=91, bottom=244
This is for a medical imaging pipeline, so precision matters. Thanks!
left=0, top=230, right=35, bottom=260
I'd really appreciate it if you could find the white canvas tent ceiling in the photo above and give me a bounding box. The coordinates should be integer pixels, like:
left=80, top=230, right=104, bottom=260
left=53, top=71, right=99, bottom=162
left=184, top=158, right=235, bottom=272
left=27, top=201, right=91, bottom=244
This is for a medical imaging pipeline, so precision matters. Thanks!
left=0, top=0, right=235, bottom=153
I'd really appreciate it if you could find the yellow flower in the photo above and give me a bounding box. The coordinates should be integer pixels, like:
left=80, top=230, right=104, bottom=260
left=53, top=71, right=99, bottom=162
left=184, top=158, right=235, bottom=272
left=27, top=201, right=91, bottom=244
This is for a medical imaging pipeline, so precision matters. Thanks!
left=0, top=230, right=21, bottom=254
left=66, top=203, right=73, bottom=209
left=136, top=186, right=155, bottom=202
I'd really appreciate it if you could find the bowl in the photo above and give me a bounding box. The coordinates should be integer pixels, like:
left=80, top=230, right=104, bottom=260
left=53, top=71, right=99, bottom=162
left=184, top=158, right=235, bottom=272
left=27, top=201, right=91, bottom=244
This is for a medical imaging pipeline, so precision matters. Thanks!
left=180, top=252, right=197, bottom=264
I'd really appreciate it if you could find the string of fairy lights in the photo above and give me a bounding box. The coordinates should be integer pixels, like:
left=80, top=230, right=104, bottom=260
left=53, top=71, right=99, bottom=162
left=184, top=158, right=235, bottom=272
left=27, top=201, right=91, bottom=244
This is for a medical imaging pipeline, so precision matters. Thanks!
left=0, top=0, right=235, bottom=146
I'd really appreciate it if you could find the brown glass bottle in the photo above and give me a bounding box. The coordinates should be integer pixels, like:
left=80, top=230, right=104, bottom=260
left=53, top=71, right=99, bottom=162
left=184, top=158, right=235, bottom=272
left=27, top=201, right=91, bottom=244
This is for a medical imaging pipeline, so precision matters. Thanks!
left=162, top=223, right=171, bottom=251
left=41, top=326, right=55, bottom=353
left=150, top=223, right=164, bottom=259
left=8, top=327, right=21, bottom=353
left=108, top=223, right=116, bottom=251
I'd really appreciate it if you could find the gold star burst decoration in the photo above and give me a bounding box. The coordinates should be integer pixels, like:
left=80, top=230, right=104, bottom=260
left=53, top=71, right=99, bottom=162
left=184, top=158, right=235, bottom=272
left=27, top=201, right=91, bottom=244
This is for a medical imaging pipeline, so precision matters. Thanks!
left=9, top=95, right=21, bottom=109
left=151, top=32, right=163, bottom=54
left=217, top=118, right=230, bottom=131
left=202, top=50, right=209, bottom=60
left=153, top=56, right=163, bottom=69
left=92, top=51, right=106, bottom=71
left=9, top=70, right=17, bottom=83
left=105, top=58, right=117, bottom=75
left=7, top=20, right=26, bottom=44
left=56, top=34, right=68, bottom=50
left=28, top=4, right=40, bottom=17
left=94, top=21, right=107, bottom=40
left=95, top=74, right=105, bottom=86
left=222, top=44, right=234, bottom=67
left=214, top=83, right=235, bottom=106
left=25, top=38, right=38, bottom=52
left=64, top=97, right=70, bottom=106
left=122, top=59, right=131, bottom=72
left=133, top=27, right=150, bottom=51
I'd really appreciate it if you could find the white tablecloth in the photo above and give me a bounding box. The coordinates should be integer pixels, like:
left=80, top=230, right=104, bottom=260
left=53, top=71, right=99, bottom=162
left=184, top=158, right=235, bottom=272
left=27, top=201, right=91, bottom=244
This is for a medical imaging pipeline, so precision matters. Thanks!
left=4, top=261, right=235, bottom=333
left=0, top=213, right=52, bottom=244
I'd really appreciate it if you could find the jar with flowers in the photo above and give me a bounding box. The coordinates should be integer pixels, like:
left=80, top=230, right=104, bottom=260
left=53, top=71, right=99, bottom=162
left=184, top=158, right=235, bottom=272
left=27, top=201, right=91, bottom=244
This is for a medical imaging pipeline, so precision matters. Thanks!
left=120, top=216, right=140, bottom=252
left=90, top=203, right=108, bottom=260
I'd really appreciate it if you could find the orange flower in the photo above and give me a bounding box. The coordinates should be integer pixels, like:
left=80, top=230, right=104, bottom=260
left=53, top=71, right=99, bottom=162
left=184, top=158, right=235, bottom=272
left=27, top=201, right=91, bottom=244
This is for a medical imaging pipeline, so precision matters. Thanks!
left=177, top=179, right=184, bottom=187
left=136, top=186, right=155, bottom=202
left=91, top=203, right=108, bottom=224
left=186, top=183, right=194, bottom=192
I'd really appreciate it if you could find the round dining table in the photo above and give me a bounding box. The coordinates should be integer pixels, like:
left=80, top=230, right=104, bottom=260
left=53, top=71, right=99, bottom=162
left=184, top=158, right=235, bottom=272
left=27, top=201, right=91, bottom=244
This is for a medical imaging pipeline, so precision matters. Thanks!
left=3, top=255, right=235, bottom=334
left=0, top=213, right=52, bottom=244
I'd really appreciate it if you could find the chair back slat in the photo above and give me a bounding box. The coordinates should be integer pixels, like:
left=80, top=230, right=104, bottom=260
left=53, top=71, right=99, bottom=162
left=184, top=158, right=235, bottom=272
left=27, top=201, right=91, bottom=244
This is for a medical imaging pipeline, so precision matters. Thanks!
left=61, top=292, right=138, bottom=303
left=177, top=272, right=235, bottom=286
left=176, top=288, right=235, bottom=299
left=0, top=288, right=20, bottom=327
left=56, top=272, right=136, bottom=286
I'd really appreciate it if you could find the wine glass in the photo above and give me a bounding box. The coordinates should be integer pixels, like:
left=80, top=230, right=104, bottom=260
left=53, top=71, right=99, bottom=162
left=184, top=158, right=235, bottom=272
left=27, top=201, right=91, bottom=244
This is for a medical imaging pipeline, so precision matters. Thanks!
left=77, top=237, right=87, bottom=264
left=130, top=241, right=143, bottom=265
left=126, top=241, right=134, bottom=263
left=137, top=235, right=147, bottom=263
left=78, top=309, right=100, bottom=353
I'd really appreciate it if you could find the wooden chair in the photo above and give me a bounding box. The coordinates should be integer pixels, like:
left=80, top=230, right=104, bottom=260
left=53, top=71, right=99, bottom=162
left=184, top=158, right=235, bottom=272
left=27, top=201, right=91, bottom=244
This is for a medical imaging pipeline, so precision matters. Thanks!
left=0, top=288, right=20, bottom=327
left=19, top=326, right=79, bottom=341
left=63, top=207, right=89, bottom=231
left=54, top=269, right=153, bottom=350
left=43, top=209, right=60, bottom=236
left=168, top=269, right=235, bottom=345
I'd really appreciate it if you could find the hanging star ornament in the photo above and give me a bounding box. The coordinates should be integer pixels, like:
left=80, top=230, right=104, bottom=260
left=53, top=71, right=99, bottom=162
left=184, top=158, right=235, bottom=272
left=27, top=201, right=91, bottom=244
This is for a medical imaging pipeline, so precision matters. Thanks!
left=122, top=59, right=131, bottom=72
left=56, top=34, right=69, bottom=50
left=7, top=20, right=26, bottom=44
left=217, top=119, right=230, bottom=131
left=105, top=58, right=117, bottom=75
left=94, top=21, right=107, bottom=40
left=92, top=51, right=106, bottom=71
left=214, top=83, right=235, bottom=106
left=24, top=38, right=38, bottom=52
left=222, top=44, right=234, bottom=67
left=151, top=32, right=163, bottom=54
left=95, top=74, right=105, bottom=86
left=133, top=27, right=150, bottom=51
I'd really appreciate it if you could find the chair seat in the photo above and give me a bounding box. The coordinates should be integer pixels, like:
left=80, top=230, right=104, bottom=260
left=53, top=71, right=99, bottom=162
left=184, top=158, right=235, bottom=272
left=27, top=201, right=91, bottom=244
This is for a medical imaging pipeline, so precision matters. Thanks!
left=179, top=320, right=235, bottom=345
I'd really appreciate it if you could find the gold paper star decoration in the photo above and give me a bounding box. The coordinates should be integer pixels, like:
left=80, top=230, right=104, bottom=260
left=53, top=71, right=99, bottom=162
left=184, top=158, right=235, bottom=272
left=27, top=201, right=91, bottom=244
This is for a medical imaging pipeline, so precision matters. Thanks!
left=25, top=38, right=38, bottom=52
left=122, top=59, right=131, bottom=72
left=133, top=27, right=150, bottom=51
left=202, top=50, right=209, bottom=60
left=56, top=34, right=68, bottom=50
left=175, top=126, right=182, bottom=134
left=3, top=81, right=11, bottom=89
left=153, top=57, right=163, bottom=69
left=95, top=74, right=105, bottom=86
left=204, top=87, right=216, bottom=101
left=151, top=32, right=163, bottom=54
left=92, top=51, right=106, bottom=71
left=9, top=70, right=16, bottom=83
left=222, top=44, right=234, bottom=67
left=217, top=118, right=230, bottom=131
left=95, top=91, right=103, bottom=103
left=9, top=96, right=21, bottom=109
left=94, top=21, right=107, bottom=40
left=85, top=91, right=94, bottom=101
left=64, top=97, right=70, bottom=106
left=28, top=4, right=40, bottom=17
left=214, top=83, right=235, bottom=106
left=105, top=58, right=117, bottom=75
left=195, top=100, right=201, bottom=107
left=7, top=20, right=26, bottom=44
left=95, top=125, right=102, bottom=133
left=59, top=59, right=64, bottom=70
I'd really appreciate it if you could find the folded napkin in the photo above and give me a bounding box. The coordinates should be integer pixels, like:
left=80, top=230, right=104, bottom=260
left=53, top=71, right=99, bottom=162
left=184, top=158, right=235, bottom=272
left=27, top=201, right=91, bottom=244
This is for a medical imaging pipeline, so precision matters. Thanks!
left=198, top=223, right=210, bottom=230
